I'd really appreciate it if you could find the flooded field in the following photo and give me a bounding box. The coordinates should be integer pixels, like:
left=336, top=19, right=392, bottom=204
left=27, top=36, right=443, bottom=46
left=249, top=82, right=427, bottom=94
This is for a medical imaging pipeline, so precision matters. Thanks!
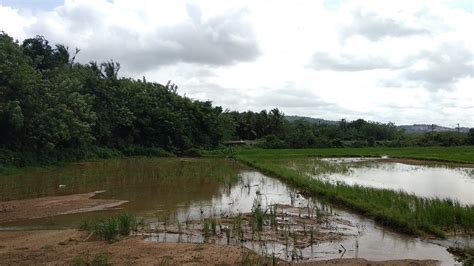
left=0, top=157, right=470, bottom=263
left=292, top=157, right=474, bottom=205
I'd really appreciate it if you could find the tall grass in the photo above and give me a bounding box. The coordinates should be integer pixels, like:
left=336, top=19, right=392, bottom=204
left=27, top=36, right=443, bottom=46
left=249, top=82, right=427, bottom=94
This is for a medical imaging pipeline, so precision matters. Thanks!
left=79, top=213, right=138, bottom=243
left=236, top=154, right=474, bottom=238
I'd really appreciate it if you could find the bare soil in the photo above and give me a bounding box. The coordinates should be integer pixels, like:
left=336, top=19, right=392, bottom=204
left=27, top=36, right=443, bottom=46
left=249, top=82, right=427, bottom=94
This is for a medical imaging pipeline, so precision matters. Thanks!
left=0, top=191, right=127, bottom=223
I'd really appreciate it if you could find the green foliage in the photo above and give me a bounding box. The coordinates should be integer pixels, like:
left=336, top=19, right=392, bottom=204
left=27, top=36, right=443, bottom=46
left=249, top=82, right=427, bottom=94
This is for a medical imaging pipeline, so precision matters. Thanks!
left=72, top=253, right=109, bottom=266
left=116, top=213, right=138, bottom=236
left=468, top=129, right=474, bottom=145
left=79, top=213, right=138, bottom=243
left=0, top=33, right=225, bottom=166
left=1, top=32, right=470, bottom=168
left=95, top=217, right=120, bottom=243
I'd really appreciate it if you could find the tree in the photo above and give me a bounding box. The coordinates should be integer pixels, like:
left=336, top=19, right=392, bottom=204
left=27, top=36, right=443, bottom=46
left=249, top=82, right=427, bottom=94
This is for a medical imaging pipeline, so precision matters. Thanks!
left=467, top=128, right=474, bottom=145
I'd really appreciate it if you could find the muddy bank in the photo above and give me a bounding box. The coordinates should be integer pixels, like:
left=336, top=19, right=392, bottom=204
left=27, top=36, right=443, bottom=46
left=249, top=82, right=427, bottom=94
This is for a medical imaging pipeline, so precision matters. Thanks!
left=0, top=191, right=127, bottom=223
left=0, top=230, right=440, bottom=265
left=0, top=230, right=264, bottom=265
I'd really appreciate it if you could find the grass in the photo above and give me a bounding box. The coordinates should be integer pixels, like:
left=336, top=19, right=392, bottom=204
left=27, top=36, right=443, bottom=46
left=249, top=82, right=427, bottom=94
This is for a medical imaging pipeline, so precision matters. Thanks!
left=72, top=253, right=109, bottom=266
left=0, top=157, right=240, bottom=201
left=236, top=146, right=474, bottom=164
left=79, top=213, right=138, bottom=243
left=235, top=148, right=474, bottom=238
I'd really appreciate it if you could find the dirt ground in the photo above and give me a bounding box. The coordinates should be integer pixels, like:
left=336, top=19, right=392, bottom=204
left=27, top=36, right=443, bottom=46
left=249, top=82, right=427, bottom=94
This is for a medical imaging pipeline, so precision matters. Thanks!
left=0, top=230, right=440, bottom=265
left=0, top=191, right=127, bottom=223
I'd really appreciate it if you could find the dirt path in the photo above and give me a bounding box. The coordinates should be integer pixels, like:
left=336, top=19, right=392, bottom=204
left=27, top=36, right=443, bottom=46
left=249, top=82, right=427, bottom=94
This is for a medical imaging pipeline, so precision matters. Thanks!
left=0, top=191, right=127, bottom=223
left=0, top=230, right=441, bottom=265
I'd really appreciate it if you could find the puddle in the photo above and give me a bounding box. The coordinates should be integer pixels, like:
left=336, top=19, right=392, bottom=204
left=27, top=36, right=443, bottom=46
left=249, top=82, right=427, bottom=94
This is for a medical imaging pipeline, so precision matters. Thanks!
left=0, top=158, right=465, bottom=263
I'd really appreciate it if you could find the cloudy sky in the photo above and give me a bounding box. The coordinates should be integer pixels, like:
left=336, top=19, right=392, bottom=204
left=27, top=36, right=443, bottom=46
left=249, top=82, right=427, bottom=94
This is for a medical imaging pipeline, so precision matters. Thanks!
left=1, top=0, right=473, bottom=127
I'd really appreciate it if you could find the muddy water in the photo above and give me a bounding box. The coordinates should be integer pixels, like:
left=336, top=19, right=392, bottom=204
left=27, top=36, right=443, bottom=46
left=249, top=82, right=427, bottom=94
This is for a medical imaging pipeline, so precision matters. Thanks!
left=312, top=158, right=474, bottom=204
left=0, top=158, right=462, bottom=263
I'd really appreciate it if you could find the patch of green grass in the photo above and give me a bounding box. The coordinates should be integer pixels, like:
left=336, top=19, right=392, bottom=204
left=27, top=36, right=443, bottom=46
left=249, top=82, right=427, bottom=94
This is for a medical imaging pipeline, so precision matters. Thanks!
left=236, top=146, right=474, bottom=164
left=96, top=217, right=120, bottom=243
left=116, top=213, right=138, bottom=236
left=72, top=253, right=109, bottom=266
left=79, top=213, right=138, bottom=243
left=236, top=151, right=474, bottom=238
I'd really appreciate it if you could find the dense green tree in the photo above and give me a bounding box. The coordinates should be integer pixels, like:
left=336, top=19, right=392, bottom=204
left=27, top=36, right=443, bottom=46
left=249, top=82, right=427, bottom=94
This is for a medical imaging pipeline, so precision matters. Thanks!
left=0, top=33, right=470, bottom=166
left=468, top=129, right=474, bottom=145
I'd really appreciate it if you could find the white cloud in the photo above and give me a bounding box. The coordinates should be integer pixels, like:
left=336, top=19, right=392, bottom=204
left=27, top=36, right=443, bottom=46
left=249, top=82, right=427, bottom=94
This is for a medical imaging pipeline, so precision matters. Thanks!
left=0, top=0, right=473, bottom=127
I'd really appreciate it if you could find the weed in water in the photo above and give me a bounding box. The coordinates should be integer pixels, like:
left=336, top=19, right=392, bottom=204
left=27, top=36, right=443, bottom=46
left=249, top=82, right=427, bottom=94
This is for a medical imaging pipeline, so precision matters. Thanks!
left=211, top=218, right=217, bottom=235
left=202, top=219, right=211, bottom=237
left=96, top=217, right=119, bottom=243
left=116, top=213, right=137, bottom=236
left=79, top=213, right=138, bottom=243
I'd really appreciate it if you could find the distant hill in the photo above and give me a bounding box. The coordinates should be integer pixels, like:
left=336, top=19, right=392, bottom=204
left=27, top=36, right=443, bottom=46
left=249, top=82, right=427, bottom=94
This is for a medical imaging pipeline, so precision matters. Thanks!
left=285, top=116, right=471, bottom=133
left=398, top=124, right=470, bottom=134
left=285, top=115, right=338, bottom=125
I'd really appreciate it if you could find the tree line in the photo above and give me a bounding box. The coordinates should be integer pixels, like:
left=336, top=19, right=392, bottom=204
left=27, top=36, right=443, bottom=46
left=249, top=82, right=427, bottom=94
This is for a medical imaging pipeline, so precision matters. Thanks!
left=0, top=34, right=473, bottom=166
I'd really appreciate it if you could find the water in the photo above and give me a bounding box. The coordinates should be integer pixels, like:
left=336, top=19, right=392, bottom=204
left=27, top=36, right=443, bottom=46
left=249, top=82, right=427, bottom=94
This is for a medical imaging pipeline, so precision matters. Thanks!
left=309, top=158, right=474, bottom=204
left=0, top=158, right=464, bottom=263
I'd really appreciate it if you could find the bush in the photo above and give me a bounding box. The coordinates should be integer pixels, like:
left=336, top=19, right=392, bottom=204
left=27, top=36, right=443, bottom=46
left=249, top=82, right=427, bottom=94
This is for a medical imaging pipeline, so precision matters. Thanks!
left=181, top=148, right=202, bottom=157
left=121, top=146, right=175, bottom=157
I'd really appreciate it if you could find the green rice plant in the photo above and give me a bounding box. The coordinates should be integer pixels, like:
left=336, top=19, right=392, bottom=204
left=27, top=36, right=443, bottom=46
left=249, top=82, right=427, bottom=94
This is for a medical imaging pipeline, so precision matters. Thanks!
left=210, top=219, right=217, bottom=235
left=232, top=213, right=244, bottom=240
left=236, top=153, right=474, bottom=238
left=251, top=198, right=265, bottom=232
left=79, top=218, right=97, bottom=231
left=95, top=217, right=119, bottom=243
left=268, top=204, right=278, bottom=230
left=79, top=213, right=138, bottom=242
left=202, top=219, right=211, bottom=237
left=116, top=213, right=137, bottom=236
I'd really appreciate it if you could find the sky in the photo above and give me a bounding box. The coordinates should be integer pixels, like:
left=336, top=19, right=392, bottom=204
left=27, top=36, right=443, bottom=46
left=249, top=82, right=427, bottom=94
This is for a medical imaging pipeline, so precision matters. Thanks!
left=0, top=0, right=473, bottom=127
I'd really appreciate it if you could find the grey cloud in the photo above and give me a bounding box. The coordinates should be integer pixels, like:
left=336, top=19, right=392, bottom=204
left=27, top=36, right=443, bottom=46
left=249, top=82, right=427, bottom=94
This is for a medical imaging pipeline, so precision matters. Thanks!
left=255, top=86, right=336, bottom=108
left=27, top=4, right=261, bottom=72
left=402, top=44, right=473, bottom=89
left=184, top=82, right=342, bottom=117
left=308, top=52, right=397, bottom=71
left=342, top=9, right=429, bottom=41
left=384, top=44, right=473, bottom=90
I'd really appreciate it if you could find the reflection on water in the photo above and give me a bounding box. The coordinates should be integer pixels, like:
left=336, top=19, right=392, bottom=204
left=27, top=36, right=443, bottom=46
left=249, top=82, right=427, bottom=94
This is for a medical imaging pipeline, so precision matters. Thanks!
left=0, top=157, right=460, bottom=263
left=298, top=158, right=474, bottom=205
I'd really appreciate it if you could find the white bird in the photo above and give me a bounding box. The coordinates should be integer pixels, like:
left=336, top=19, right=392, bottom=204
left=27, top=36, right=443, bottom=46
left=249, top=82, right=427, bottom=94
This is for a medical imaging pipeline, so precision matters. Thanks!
left=59, top=184, right=66, bottom=189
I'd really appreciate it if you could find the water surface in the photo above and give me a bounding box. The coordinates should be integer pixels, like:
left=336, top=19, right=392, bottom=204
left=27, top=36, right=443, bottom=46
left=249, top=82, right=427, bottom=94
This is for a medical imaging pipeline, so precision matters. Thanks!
left=301, top=158, right=474, bottom=204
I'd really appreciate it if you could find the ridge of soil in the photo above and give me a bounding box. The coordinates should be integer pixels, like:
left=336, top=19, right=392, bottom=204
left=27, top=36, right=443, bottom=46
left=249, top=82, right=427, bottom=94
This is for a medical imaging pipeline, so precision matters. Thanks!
left=0, top=191, right=127, bottom=223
